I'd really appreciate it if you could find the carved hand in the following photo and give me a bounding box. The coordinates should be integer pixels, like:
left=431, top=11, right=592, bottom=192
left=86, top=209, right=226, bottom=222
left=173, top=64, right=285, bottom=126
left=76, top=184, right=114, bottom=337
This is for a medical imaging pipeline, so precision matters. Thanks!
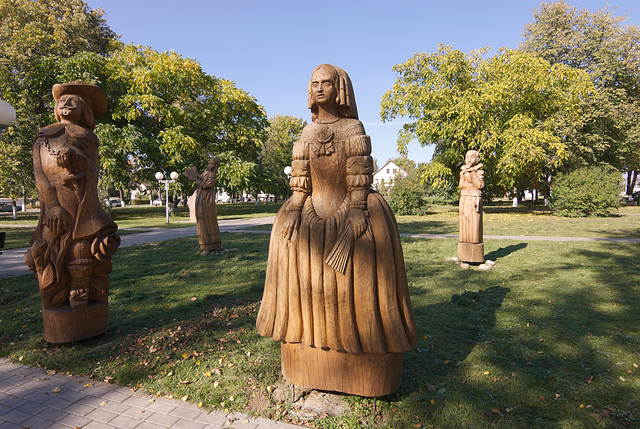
left=57, top=148, right=83, bottom=171
left=282, top=210, right=301, bottom=240
left=347, top=208, right=367, bottom=239
left=45, top=205, right=72, bottom=237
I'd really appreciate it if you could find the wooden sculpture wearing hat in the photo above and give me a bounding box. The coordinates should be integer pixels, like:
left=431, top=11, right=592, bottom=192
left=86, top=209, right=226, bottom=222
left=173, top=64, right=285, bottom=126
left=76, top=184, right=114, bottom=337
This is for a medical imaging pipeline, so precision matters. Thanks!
left=256, top=65, right=416, bottom=397
left=25, top=81, right=120, bottom=343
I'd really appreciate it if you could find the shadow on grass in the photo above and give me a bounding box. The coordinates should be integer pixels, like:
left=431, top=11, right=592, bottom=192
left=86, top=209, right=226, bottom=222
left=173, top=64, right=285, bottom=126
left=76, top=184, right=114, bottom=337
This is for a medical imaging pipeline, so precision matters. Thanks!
left=397, top=219, right=456, bottom=235
left=485, top=243, right=528, bottom=261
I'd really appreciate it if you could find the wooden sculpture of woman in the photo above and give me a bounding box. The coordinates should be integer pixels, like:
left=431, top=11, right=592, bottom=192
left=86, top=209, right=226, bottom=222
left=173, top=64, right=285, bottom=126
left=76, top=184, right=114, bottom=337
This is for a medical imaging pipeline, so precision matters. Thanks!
left=256, top=64, right=416, bottom=397
left=184, top=157, right=221, bottom=254
left=25, top=81, right=120, bottom=343
left=457, top=150, right=485, bottom=263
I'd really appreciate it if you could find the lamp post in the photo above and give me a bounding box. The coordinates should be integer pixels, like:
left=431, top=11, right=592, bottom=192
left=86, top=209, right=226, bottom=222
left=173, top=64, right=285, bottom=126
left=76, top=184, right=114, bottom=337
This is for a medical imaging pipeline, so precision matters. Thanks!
left=155, top=171, right=179, bottom=223
left=0, top=99, right=16, bottom=141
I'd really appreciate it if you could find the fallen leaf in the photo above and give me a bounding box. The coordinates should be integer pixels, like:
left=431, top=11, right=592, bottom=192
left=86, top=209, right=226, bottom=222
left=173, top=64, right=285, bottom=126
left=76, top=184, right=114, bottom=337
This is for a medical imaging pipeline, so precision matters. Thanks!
left=198, top=402, right=203, bottom=408
left=213, top=381, right=220, bottom=388
left=430, top=399, right=436, bottom=405
left=619, top=376, right=626, bottom=382
left=181, top=395, right=189, bottom=402
left=46, top=370, right=56, bottom=376
left=51, top=387, right=61, bottom=393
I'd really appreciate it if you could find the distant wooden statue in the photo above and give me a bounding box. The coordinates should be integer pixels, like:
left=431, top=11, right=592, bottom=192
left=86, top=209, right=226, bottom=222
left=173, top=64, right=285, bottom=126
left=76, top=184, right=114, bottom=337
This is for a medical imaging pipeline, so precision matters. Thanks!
left=25, top=81, right=120, bottom=343
left=184, top=157, right=221, bottom=253
left=256, top=64, right=416, bottom=397
left=458, top=150, right=485, bottom=263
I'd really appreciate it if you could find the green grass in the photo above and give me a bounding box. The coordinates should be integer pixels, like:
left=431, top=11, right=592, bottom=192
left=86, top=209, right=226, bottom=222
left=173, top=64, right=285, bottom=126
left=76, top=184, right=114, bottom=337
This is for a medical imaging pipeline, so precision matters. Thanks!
left=1, top=226, right=639, bottom=428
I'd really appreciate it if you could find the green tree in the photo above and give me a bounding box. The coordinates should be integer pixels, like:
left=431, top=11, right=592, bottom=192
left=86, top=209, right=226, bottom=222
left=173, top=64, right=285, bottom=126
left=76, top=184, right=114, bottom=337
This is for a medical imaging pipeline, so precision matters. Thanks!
left=381, top=45, right=595, bottom=198
left=257, top=115, right=306, bottom=200
left=0, top=0, right=118, bottom=211
left=520, top=1, right=640, bottom=195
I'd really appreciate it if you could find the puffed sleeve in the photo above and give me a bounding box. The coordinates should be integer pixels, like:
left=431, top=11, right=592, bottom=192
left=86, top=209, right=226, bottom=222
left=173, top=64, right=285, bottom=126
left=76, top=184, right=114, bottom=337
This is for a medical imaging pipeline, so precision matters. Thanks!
left=287, top=140, right=310, bottom=210
left=345, top=134, right=373, bottom=208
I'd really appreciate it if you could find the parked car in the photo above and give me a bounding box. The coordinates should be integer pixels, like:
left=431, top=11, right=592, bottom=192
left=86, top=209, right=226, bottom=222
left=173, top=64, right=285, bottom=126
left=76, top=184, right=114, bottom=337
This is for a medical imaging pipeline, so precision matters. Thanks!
left=104, top=197, right=122, bottom=208
left=0, top=201, right=13, bottom=212
left=152, top=199, right=163, bottom=206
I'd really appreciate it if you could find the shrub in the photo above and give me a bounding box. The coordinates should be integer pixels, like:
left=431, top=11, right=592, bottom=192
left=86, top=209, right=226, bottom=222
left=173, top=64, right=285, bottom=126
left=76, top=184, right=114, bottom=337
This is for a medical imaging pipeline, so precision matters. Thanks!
left=550, top=166, right=621, bottom=217
left=386, top=176, right=430, bottom=215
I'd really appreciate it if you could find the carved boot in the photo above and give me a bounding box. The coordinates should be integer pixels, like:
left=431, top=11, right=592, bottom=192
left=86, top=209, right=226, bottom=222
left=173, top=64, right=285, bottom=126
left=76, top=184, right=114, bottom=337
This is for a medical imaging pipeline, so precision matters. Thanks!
left=67, top=258, right=95, bottom=308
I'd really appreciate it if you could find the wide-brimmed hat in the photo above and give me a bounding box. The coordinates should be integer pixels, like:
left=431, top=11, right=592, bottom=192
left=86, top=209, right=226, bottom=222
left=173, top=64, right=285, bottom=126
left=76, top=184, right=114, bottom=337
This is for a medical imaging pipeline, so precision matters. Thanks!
left=52, top=81, right=107, bottom=119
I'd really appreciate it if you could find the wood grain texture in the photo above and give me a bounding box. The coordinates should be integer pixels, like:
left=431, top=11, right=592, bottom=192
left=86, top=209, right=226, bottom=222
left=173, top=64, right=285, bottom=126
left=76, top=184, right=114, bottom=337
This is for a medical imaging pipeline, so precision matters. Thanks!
left=281, top=342, right=404, bottom=397
left=43, top=302, right=108, bottom=343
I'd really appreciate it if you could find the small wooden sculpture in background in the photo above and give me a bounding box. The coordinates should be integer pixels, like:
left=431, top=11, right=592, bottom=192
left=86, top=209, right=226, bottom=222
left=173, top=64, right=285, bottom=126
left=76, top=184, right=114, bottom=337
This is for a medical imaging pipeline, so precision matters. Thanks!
left=25, top=81, right=120, bottom=343
left=184, top=157, right=221, bottom=254
left=256, top=64, right=416, bottom=397
left=458, top=150, right=485, bottom=263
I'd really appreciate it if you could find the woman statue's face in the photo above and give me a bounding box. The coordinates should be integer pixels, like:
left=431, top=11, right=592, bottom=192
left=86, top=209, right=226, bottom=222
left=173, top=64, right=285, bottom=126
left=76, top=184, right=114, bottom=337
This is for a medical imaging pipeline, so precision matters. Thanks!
left=310, top=68, right=337, bottom=107
left=56, top=94, right=83, bottom=123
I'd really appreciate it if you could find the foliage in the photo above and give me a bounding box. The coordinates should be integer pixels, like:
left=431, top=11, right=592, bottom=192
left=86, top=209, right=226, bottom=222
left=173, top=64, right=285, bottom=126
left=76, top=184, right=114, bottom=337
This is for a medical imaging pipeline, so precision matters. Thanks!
left=257, top=115, right=306, bottom=200
left=520, top=1, right=640, bottom=192
left=102, top=45, right=268, bottom=197
left=386, top=172, right=430, bottom=215
left=381, top=45, right=595, bottom=199
left=0, top=0, right=117, bottom=205
left=550, top=166, right=622, bottom=217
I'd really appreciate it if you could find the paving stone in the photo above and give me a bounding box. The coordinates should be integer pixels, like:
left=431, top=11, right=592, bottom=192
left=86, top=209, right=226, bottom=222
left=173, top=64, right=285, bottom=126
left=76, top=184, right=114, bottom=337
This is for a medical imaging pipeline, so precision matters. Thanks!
left=109, top=413, right=147, bottom=428
left=194, top=411, right=229, bottom=426
left=171, top=418, right=207, bottom=429
left=144, top=412, right=181, bottom=427
left=0, top=409, right=31, bottom=424
left=57, top=412, right=92, bottom=428
left=11, top=414, right=52, bottom=429
left=169, top=405, right=203, bottom=420
left=84, top=407, right=119, bottom=423
left=82, top=421, right=118, bottom=429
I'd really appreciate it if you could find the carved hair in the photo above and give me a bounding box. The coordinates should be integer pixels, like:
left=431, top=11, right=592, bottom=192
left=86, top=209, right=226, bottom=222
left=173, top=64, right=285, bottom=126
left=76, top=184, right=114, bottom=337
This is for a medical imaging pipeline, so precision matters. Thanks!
left=307, top=64, right=358, bottom=121
left=54, top=95, right=96, bottom=130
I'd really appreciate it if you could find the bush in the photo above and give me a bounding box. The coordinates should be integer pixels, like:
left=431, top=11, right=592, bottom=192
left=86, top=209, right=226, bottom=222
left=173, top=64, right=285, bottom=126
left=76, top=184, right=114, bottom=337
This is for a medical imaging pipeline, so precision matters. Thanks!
left=550, top=166, right=621, bottom=217
left=386, top=176, right=430, bottom=215
left=130, top=199, right=151, bottom=206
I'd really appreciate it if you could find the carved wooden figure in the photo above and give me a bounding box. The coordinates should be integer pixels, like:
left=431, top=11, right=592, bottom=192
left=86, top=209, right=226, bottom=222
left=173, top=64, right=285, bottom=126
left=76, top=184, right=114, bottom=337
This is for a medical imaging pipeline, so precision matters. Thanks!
left=25, top=81, right=120, bottom=343
left=184, top=157, right=221, bottom=253
left=256, top=64, right=416, bottom=397
left=458, top=150, right=485, bottom=263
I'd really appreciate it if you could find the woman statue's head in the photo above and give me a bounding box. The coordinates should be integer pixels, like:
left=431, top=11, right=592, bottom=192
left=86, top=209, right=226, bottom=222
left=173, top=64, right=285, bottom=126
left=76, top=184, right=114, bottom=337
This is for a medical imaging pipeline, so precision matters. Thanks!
left=207, top=156, right=220, bottom=171
left=52, top=81, right=107, bottom=130
left=307, top=64, right=358, bottom=121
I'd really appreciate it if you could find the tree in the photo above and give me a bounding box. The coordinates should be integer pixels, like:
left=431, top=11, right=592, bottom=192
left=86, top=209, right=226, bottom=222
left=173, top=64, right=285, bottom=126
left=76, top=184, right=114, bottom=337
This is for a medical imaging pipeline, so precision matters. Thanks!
left=0, top=0, right=118, bottom=211
left=550, top=166, right=621, bottom=217
left=520, top=1, right=640, bottom=195
left=258, top=115, right=306, bottom=200
left=380, top=45, right=595, bottom=198
left=101, top=45, right=268, bottom=198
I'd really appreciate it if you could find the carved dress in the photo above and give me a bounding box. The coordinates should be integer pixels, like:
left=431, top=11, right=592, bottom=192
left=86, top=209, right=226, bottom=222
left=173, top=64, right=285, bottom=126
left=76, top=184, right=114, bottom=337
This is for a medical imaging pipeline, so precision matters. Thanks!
left=195, top=167, right=221, bottom=250
left=459, top=164, right=484, bottom=244
left=256, top=118, right=416, bottom=355
left=26, top=123, right=119, bottom=309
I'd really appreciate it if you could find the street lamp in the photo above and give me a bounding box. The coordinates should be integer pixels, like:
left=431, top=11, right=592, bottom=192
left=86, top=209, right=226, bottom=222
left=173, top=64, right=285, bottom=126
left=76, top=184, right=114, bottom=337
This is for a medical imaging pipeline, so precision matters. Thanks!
left=0, top=99, right=16, bottom=141
left=284, top=166, right=292, bottom=178
left=155, top=171, right=179, bottom=223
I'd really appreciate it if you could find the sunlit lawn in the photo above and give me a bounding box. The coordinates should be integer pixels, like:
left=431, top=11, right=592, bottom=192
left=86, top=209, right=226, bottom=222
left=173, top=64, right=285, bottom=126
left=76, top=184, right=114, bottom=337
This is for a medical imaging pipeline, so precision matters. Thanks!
left=1, top=221, right=639, bottom=427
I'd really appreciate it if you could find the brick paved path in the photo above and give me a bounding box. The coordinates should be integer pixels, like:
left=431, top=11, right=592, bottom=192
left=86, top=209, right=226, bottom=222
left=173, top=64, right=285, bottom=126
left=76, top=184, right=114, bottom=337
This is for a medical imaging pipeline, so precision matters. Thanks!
left=0, top=360, right=301, bottom=429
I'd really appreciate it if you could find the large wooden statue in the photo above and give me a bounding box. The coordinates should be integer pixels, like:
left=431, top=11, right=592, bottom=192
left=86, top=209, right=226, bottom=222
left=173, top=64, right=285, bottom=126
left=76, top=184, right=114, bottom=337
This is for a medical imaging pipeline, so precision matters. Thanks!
left=25, top=81, right=120, bottom=343
left=458, top=150, right=485, bottom=263
left=184, top=157, right=222, bottom=253
left=256, top=64, right=416, bottom=397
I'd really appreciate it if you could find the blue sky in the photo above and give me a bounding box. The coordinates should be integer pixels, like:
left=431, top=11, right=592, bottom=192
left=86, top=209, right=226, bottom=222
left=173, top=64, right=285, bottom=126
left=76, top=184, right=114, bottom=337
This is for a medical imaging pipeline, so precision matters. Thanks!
left=85, top=0, right=640, bottom=165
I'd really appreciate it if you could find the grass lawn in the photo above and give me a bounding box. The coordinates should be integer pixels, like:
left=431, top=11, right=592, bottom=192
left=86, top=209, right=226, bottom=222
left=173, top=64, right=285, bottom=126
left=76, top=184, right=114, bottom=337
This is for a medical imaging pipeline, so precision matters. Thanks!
left=1, top=223, right=639, bottom=427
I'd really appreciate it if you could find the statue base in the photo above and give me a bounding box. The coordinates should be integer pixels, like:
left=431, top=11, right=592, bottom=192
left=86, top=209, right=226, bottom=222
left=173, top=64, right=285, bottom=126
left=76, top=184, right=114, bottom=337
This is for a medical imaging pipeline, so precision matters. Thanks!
left=281, top=342, right=404, bottom=397
left=43, top=302, right=108, bottom=343
left=458, top=242, right=484, bottom=263
left=200, top=242, right=221, bottom=251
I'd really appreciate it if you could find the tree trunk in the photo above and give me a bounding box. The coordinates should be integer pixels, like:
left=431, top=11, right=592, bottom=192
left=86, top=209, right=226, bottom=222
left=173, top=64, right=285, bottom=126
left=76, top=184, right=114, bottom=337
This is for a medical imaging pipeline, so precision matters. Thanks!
left=22, top=186, right=26, bottom=211
left=11, top=200, right=17, bottom=220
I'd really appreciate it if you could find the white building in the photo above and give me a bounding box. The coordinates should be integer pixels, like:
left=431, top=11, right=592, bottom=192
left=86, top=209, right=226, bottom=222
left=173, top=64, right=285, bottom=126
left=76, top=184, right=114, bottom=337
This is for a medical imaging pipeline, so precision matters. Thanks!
left=373, top=161, right=407, bottom=191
